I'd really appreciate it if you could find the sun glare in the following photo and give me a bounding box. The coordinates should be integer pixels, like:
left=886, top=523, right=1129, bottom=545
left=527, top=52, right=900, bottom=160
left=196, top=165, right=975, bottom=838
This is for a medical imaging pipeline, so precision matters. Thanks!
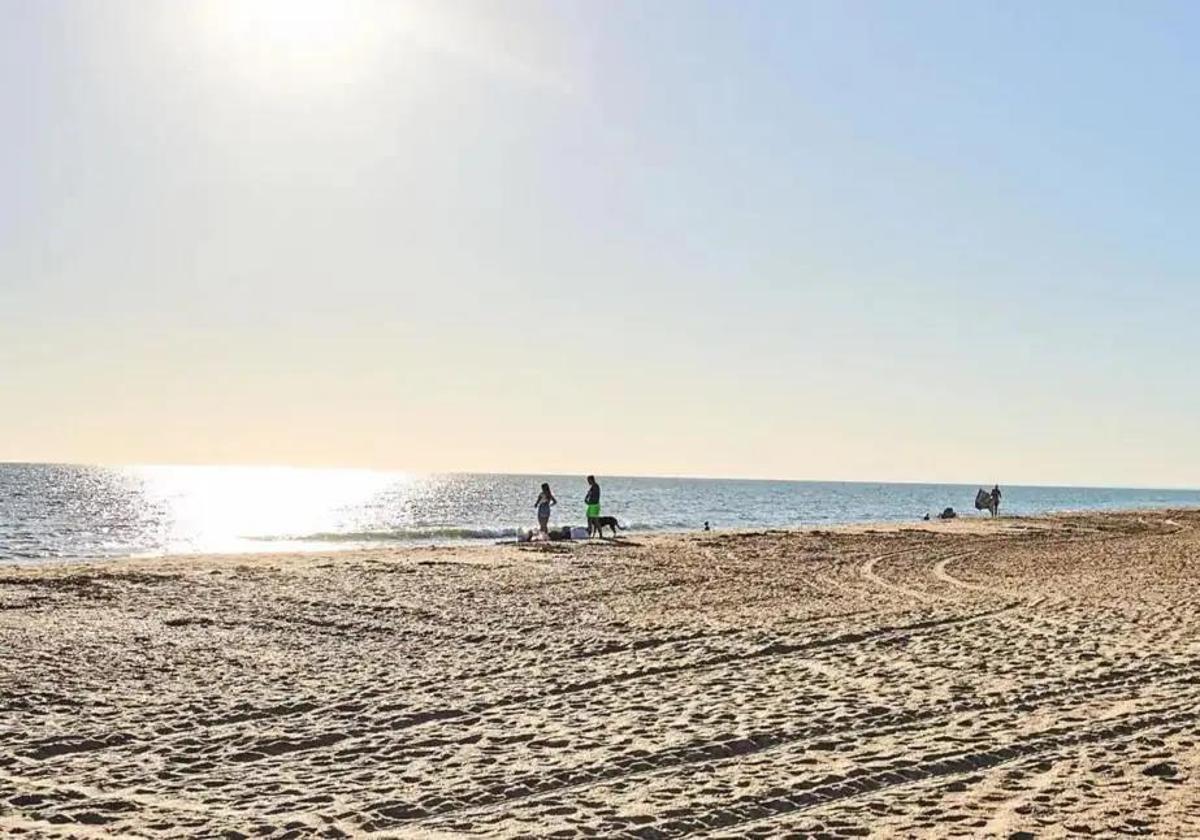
left=194, top=0, right=389, bottom=92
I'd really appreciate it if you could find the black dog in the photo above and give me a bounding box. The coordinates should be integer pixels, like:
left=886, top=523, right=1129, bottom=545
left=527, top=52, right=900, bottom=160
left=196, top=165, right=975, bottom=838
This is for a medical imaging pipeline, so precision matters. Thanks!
left=593, top=516, right=622, bottom=537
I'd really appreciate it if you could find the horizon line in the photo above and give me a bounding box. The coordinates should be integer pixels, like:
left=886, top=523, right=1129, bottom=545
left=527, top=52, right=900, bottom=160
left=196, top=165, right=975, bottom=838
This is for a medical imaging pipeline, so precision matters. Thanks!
left=2, top=459, right=1198, bottom=494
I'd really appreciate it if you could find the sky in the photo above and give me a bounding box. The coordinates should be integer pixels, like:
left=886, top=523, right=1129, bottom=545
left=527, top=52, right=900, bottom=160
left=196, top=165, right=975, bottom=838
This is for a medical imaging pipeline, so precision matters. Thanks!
left=2, top=0, right=1199, bottom=487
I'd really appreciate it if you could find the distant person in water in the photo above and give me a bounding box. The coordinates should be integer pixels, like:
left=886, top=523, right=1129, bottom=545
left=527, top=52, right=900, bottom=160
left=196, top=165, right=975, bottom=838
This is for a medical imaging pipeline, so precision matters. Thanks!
left=585, top=475, right=601, bottom=537
left=535, top=483, right=557, bottom=537
left=991, top=485, right=1002, bottom=516
left=704, top=521, right=711, bottom=531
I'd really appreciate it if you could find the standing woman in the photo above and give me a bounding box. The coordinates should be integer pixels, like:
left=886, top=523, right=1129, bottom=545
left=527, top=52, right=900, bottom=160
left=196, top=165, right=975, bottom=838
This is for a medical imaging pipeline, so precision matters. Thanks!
left=535, top=482, right=557, bottom=537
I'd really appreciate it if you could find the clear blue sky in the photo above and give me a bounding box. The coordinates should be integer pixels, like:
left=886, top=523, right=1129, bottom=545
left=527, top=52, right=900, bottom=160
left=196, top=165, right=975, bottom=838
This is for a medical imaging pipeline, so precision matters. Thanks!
left=2, top=1, right=1198, bottom=486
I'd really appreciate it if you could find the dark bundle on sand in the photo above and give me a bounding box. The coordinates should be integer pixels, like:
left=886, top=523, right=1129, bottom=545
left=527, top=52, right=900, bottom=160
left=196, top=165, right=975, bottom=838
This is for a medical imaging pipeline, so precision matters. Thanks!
left=975, top=488, right=999, bottom=516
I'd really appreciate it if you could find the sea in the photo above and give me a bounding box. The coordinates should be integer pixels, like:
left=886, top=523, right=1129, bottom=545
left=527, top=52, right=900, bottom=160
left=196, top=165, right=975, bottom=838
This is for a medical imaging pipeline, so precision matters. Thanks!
left=2, top=463, right=1198, bottom=564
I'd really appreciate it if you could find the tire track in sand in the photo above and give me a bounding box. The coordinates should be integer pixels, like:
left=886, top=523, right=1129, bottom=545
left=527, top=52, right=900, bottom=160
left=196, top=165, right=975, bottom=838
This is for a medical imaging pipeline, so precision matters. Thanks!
left=930, top=550, right=1075, bottom=628
left=859, top=550, right=971, bottom=605
left=632, top=704, right=1199, bottom=838
left=930, top=553, right=993, bottom=593
left=375, top=637, right=1200, bottom=830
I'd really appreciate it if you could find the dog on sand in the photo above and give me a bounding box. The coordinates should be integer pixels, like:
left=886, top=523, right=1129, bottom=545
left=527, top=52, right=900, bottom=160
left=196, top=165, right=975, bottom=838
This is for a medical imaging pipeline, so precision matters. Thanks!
left=593, top=516, right=622, bottom=537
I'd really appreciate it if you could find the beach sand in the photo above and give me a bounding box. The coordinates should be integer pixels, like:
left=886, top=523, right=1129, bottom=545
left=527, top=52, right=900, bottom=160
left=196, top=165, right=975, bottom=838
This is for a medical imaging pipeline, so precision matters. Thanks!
left=2, top=509, right=1199, bottom=838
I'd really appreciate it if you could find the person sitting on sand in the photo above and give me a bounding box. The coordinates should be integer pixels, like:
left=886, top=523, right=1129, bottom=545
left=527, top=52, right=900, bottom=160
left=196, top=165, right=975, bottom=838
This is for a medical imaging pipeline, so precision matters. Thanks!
left=535, top=483, right=557, bottom=537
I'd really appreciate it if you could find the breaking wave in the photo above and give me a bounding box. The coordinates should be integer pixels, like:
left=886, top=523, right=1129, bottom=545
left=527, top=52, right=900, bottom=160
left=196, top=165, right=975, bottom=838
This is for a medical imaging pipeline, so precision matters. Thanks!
left=254, top=521, right=691, bottom=545
left=253, top=527, right=520, bottom=543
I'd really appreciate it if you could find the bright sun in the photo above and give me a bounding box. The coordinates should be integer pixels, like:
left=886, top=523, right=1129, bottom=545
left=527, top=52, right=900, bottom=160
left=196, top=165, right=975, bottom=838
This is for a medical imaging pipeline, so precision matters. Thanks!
left=193, top=0, right=391, bottom=93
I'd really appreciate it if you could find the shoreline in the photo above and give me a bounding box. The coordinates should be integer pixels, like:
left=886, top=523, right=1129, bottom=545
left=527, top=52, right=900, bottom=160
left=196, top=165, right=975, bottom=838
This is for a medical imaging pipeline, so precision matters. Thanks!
left=5, top=502, right=1199, bottom=570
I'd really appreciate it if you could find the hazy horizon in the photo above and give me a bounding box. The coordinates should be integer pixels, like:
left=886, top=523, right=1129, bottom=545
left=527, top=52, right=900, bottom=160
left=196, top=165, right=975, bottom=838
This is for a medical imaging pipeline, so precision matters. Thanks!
left=5, top=1, right=1200, bottom=488
left=3, top=459, right=1199, bottom=493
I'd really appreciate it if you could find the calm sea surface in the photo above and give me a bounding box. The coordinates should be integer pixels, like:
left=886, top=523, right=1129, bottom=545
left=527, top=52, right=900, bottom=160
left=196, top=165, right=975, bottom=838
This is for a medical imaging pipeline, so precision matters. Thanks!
left=2, top=463, right=1198, bottom=563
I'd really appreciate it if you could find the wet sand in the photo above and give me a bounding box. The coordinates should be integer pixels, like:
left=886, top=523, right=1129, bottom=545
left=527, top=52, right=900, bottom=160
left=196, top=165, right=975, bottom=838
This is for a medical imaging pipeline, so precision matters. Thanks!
left=2, top=509, right=1199, bottom=837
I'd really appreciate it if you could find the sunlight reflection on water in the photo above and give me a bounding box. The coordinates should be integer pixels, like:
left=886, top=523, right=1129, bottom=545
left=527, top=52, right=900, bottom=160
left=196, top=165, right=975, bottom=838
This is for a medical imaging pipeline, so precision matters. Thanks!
left=2, top=464, right=1199, bottom=562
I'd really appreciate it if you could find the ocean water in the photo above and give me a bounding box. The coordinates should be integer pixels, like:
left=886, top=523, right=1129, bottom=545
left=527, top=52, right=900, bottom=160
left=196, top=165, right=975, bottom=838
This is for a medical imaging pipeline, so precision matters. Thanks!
left=2, top=463, right=1198, bottom=563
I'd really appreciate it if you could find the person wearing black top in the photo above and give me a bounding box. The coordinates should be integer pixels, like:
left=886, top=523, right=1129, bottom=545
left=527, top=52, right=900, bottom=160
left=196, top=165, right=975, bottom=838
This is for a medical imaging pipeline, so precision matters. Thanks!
left=535, top=482, right=557, bottom=537
left=585, top=475, right=601, bottom=537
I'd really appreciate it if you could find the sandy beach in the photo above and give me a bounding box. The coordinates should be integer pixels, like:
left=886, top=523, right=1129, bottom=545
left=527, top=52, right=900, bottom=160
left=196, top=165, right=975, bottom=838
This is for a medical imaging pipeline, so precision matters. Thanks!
left=2, top=509, right=1198, bottom=838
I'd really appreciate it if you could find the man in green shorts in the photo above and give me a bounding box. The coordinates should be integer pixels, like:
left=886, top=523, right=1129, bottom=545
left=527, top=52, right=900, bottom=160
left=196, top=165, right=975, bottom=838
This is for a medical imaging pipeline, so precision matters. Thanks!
left=585, top=475, right=601, bottom=537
